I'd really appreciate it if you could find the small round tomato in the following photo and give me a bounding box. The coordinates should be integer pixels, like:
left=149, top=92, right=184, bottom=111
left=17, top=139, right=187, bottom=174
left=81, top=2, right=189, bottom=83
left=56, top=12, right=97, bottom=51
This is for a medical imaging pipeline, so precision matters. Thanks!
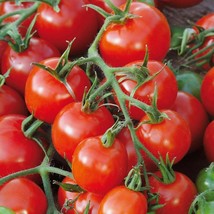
left=98, top=185, right=148, bottom=214
left=148, top=171, right=197, bottom=214
left=196, top=163, right=214, bottom=197
left=0, top=178, right=47, bottom=214
left=35, top=0, right=98, bottom=55
left=99, top=2, right=171, bottom=67
left=52, top=102, right=115, bottom=160
left=203, top=120, right=214, bottom=162
left=25, top=58, right=91, bottom=124
left=0, top=85, right=28, bottom=116
left=0, top=114, right=45, bottom=183
left=72, top=136, right=128, bottom=195
left=136, top=109, right=191, bottom=169
left=171, top=91, right=209, bottom=152
left=114, top=60, right=178, bottom=120
left=201, top=67, right=214, bottom=117
left=1, top=37, right=60, bottom=96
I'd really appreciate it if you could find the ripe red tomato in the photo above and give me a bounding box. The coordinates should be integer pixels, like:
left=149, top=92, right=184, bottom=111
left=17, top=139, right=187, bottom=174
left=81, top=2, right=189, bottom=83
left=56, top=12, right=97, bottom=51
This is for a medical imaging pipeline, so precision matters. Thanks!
left=99, top=2, right=171, bottom=67
left=98, top=185, right=148, bottom=214
left=114, top=60, right=178, bottom=121
left=0, top=178, right=47, bottom=214
left=72, top=136, right=128, bottom=195
left=0, top=2, right=36, bottom=36
left=1, top=37, right=60, bottom=96
left=0, top=114, right=45, bottom=183
left=148, top=171, right=197, bottom=214
left=203, top=120, right=214, bottom=162
left=25, top=57, right=91, bottom=124
left=201, top=67, right=214, bottom=117
left=35, top=0, right=98, bottom=55
left=171, top=91, right=209, bottom=153
left=136, top=109, right=191, bottom=169
left=52, top=102, right=115, bottom=160
left=0, top=85, right=28, bottom=116
left=158, top=0, right=203, bottom=8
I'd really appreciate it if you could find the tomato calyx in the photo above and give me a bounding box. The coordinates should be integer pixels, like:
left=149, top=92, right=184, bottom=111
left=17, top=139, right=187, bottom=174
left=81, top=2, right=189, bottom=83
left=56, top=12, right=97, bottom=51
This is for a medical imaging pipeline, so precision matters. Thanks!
left=169, top=25, right=214, bottom=71
left=101, top=118, right=125, bottom=148
left=189, top=189, right=214, bottom=214
left=0, top=2, right=39, bottom=52
left=125, top=165, right=144, bottom=192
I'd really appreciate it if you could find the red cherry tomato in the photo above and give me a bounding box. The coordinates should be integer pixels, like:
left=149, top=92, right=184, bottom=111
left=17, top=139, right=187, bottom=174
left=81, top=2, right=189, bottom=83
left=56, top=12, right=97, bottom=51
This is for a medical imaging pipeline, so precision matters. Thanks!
left=171, top=91, right=209, bottom=152
left=99, top=2, right=171, bottom=67
left=136, top=109, right=191, bottom=169
left=201, top=67, right=214, bottom=117
left=98, top=185, right=148, bottom=214
left=72, top=136, right=128, bottom=195
left=1, top=37, right=60, bottom=96
left=115, top=60, right=178, bottom=121
left=203, top=120, right=214, bottom=162
left=25, top=58, right=91, bottom=124
left=0, top=114, right=45, bottom=183
left=0, top=85, right=28, bottom=116
left=148, top=171, right=197, bottom=214
left=52, top=102, right=115, bottom=160
left=35, top=0, right=98, bottom=55
left=0, top=178, right=47, bottom=214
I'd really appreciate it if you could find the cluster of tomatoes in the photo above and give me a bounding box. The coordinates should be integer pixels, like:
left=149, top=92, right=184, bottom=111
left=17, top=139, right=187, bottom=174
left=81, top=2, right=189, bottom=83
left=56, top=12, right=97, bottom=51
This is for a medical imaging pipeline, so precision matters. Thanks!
left=0, top=0, right=213, bottom=213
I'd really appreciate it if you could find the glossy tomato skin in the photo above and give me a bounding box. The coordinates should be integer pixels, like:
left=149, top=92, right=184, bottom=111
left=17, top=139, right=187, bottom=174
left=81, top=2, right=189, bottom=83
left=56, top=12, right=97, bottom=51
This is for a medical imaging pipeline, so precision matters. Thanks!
left=0, top=2, right=35, bottom=36
left=171, top=91, right=209, bottom=152
left=0, top=114, right=45, bottom=183
left=98, top=185, right=148, bottom=214
left=25, top=58, right=91, bottom=124
left=0, top=85, right=28, bottom=116
left=0, top=178, right=47, bottom=214
left=52, top=102, right=115, bottom=160
left=158, top=0, right=202, bottom=8
left=148, top=171, right=197, bottom=214
left=201, top=67, right=214, bottom=117
left=203, top=120, right=214, bottom=162
left=99, top=2, right=171, bottom=67
left=115, top=60, right=178, bottom=120
left=136, top=109, right=191, bottom=169
left=72, top=136, right=128, bottom=195
left=117, top=127, right=138, bottom=171
left=35, top=0, right=98, bottom=55
left=1, top=37, right=60, bottom=96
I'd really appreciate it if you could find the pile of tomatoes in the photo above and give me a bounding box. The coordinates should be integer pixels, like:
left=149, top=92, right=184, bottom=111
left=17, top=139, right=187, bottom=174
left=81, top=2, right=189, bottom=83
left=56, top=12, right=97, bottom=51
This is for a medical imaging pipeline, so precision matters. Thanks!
left=0, top=0, right=213, bottom=213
